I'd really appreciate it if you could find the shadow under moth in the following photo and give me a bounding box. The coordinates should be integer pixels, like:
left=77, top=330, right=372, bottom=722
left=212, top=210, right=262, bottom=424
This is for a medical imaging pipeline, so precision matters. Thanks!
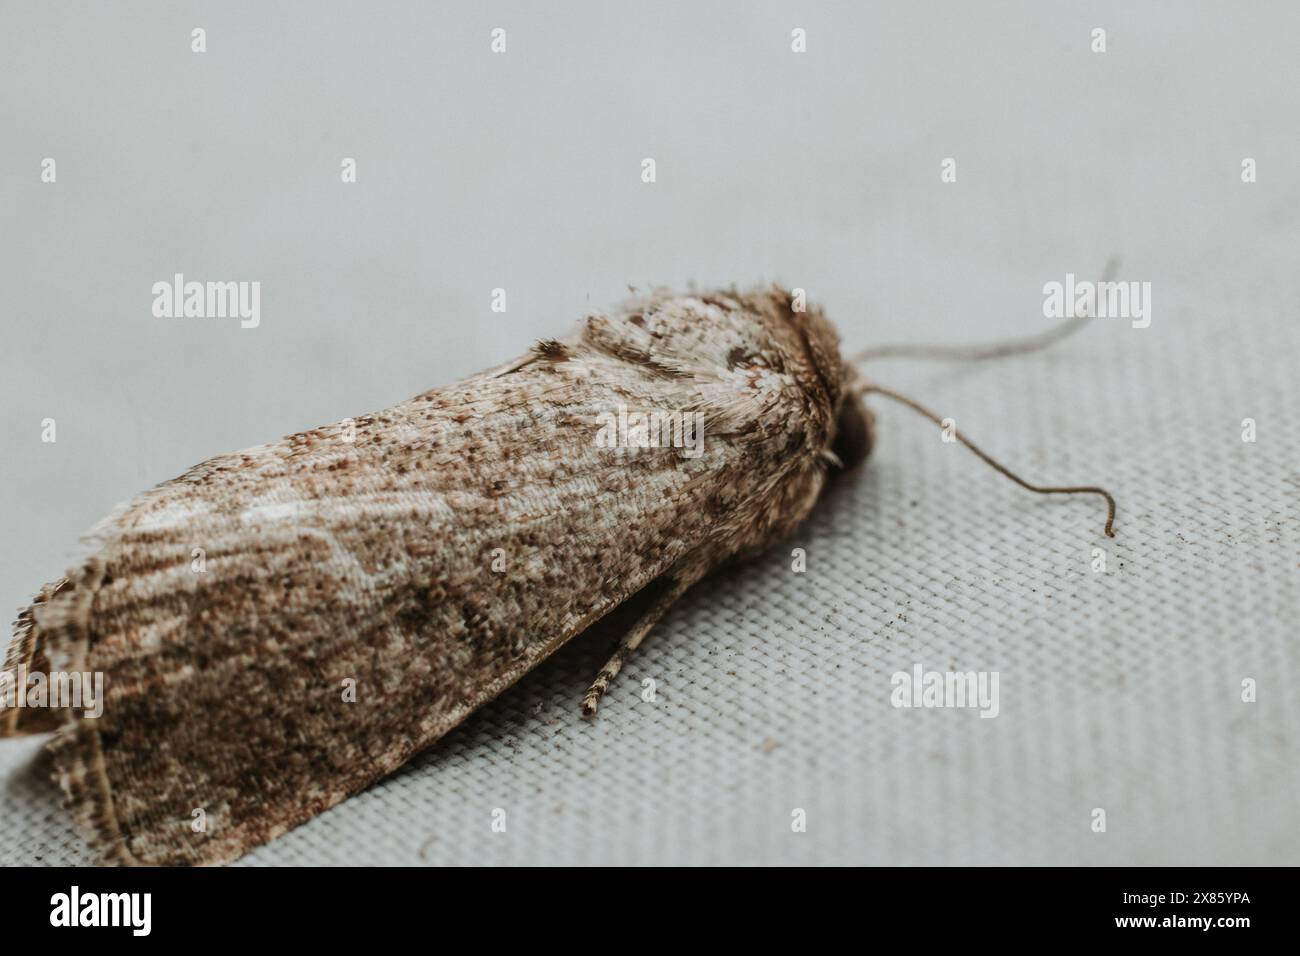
left=1, top=286, right=1115, bottom=865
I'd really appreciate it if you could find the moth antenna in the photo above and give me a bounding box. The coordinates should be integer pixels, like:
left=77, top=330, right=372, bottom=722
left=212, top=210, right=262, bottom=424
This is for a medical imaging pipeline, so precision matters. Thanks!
left=855, top=383, right=1117, bottom=538
left=850, top=256, right=1120, bottom=364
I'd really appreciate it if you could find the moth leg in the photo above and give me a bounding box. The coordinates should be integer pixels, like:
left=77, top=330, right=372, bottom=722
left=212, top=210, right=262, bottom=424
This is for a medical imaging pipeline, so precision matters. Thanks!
left=581, top=569, right=702, bottom=718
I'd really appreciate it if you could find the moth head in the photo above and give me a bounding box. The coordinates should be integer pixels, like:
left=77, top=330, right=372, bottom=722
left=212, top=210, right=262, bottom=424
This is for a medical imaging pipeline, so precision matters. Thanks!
left=757, top=286, right=874, bottom=472
left=829, top=386, right=874, bottom=471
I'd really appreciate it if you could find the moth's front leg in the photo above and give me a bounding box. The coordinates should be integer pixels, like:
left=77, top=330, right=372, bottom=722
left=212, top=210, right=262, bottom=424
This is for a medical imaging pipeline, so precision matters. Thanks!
left=581, top=559, right=709, bottom=717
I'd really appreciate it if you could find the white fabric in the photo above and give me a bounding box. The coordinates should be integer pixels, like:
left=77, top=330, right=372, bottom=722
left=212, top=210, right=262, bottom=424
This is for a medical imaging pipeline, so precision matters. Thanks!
left=2, top=1, right=1296, bottom=865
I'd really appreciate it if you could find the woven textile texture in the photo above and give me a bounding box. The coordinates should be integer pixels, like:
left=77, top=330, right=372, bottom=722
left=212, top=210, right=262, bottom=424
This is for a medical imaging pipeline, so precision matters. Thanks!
left=2, top=2, right=1297, bottom=865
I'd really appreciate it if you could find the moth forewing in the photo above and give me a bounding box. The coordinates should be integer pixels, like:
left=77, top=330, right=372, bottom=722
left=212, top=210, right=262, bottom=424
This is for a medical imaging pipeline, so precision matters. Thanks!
left=3, top=286, right=857, bottom=865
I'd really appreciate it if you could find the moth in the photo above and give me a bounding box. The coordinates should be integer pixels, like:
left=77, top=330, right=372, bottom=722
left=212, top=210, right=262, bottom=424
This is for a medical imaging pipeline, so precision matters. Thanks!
left=1, top=286, right=1113, bottom=865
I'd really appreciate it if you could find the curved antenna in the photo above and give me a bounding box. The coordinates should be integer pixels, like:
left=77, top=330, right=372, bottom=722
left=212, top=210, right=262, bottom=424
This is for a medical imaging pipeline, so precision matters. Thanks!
left=856, top=383, right=1117, bottom=538
left=850, top=257, right=1120, bottom=364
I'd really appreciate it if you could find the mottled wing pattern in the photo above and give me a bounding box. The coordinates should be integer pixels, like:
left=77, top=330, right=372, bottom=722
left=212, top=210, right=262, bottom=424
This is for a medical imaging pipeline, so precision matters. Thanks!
left=3, top=287, right=842, bottom=865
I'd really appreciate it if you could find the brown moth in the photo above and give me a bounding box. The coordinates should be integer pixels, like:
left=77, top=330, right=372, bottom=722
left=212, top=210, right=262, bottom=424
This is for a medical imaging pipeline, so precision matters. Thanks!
left=1, top=285, right=1111, bottom=866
